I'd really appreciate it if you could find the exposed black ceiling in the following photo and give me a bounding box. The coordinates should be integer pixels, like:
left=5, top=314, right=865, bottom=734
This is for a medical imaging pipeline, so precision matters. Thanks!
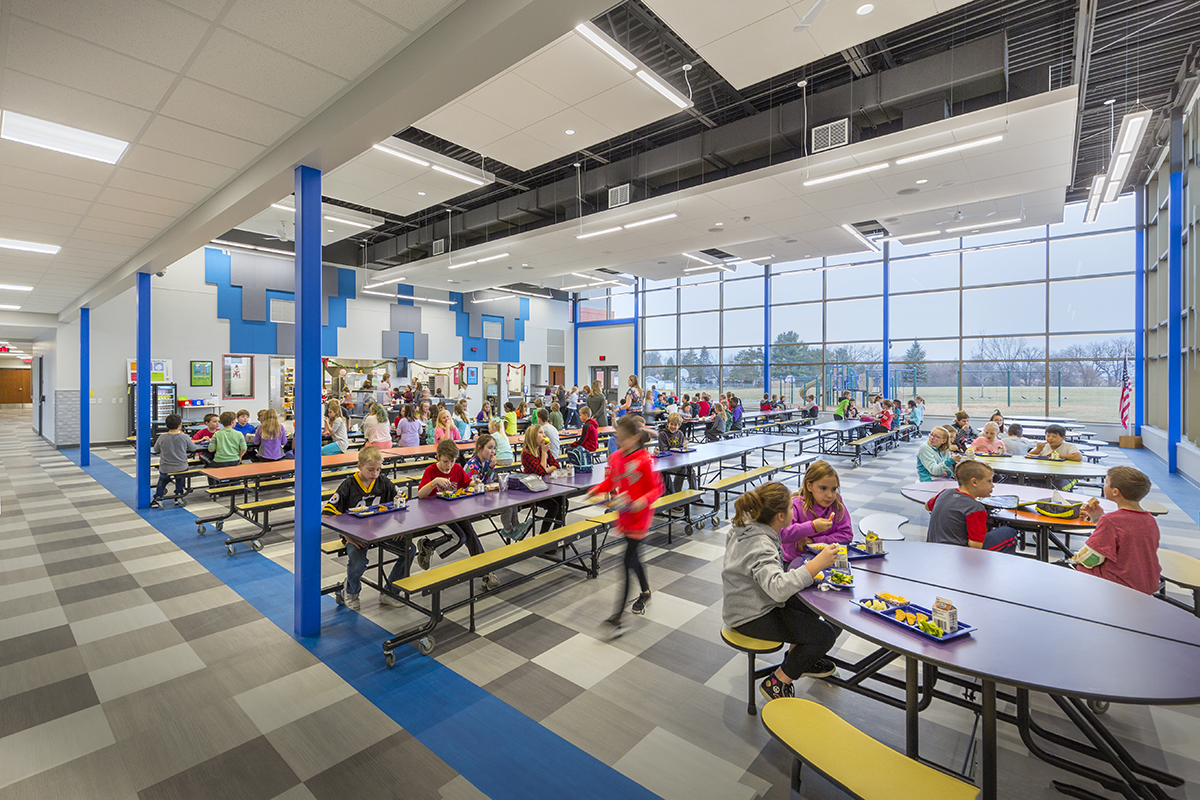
left=253, top=0, right=1199, bottom=264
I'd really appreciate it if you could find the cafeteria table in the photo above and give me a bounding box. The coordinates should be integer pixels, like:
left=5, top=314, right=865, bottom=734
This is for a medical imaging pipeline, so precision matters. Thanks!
left=799, top=542, right=1200, bottom=800
left=973, top=454, right=1108, bottom=486
left=807, top=419, right=874, bottom=457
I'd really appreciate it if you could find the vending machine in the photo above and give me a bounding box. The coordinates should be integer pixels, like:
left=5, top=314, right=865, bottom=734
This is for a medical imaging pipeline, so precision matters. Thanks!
left=128, top=383, right=177, bottom=437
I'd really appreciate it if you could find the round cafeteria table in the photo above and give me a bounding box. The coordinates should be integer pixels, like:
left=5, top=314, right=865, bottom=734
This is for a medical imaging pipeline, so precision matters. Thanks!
left=972, top=454, right=1108, bottom=484
left=798, top=541, right=1200, bottom=800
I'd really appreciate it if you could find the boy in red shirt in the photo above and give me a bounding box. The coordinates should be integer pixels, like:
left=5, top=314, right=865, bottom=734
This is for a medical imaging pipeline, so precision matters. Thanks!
left=192, top=413, right=219, bottom=442
left=587, top=415, right=664, bottom=638
left=1073, top=466, right=1161, bottom=594
left=415, top=439, right=482, bottom=571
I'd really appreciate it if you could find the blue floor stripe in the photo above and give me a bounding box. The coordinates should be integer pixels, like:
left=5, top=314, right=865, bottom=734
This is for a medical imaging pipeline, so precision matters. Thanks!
left=68, top=451, right=660, bottom=800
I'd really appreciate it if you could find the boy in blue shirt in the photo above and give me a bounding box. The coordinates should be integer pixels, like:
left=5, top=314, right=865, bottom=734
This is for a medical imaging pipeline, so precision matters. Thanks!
left=234, top=409, right=257, bottom=436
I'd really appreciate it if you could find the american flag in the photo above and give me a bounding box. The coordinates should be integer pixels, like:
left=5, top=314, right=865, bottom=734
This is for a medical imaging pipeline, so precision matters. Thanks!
left=1119, top=357, right=1132, bottom=430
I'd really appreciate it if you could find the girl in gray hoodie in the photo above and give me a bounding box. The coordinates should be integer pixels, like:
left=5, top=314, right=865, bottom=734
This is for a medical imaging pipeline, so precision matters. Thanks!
left=722, top=481, right=841, bottom=702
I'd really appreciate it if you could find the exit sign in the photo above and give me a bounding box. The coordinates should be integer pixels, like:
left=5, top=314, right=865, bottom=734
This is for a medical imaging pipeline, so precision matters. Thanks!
left=0, top=346, right=8, bottom=353
left=599, top=355, right=606, bottom=361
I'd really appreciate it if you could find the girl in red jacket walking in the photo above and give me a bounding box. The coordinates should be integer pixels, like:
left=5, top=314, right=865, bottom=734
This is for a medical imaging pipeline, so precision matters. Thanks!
left=588, top=415, right=664, bottom=638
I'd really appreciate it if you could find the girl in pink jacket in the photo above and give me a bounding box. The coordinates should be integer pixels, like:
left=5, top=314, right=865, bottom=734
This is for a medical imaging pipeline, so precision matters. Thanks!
left=779, top=460, right=854, bottom=568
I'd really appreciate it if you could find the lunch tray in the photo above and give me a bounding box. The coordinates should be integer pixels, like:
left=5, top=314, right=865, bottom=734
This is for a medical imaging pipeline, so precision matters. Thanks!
left=855, top=600, right=975, bottom=643
left=437, top=489, right=485, bottom=501
left=348, top=501, right=408, bottom=517
left=806, top=543, right=887, bottom=561
left=655, top=448, right=696, bottom=457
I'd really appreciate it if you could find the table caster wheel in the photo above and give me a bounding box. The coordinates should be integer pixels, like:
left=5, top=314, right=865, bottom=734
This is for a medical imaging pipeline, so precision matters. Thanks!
left=214, top=521, right=224, bottom=531
left=685, top=524, right=694, bottom=535
left=176, top=499, right=187, bottom=508
left=417, top=636, right=435, bottom=655
left=334, top=591, right=344, bottom=606
left=250, top=539, right=264, bottom=552
left=1087, top=699, right=1109, bottom=715
left=385, top=650, right=396, bottom=668
left=226, top=544, right=236, bottom=556
left=196, top=525, right=206, bottom=535
left=695, top=519, right=706, bottom=530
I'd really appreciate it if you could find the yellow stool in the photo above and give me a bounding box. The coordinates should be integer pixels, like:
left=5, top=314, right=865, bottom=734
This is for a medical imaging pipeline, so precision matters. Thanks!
left=721, top=625, right=783, bottom=715
left=1158, top=548, right=1200, bottom=618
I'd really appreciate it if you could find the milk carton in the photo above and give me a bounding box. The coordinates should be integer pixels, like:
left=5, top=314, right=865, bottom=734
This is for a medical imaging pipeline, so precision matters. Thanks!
left=834, top=545, right=850, bottom=571
left=932, top=596, right=958, bottom=633
left=863, top=531, right=885, bottom=554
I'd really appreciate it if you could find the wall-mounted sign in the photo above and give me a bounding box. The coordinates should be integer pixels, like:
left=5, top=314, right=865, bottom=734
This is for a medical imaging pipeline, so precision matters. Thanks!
left=190, top=361, right=213, bottom=387
left=127, top=358, right=173, bottom=383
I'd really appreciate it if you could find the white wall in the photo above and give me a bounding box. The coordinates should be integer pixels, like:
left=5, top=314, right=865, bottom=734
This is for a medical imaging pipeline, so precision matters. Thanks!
left=577, top=322, right=634, bottom=387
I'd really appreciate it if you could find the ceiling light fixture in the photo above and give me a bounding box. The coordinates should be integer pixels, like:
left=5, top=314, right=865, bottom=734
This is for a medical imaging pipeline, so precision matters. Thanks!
left=210, top=239, right=293, bottom=257
left=682, top=252, right=715, bottom=264
left=417, top=191, right=426, bottom=196
left=362, top=289, right=399, bottom=298
left=0, top=236, right=61, bottom=255
left=840, top=223, right=881, bottom=252
left=271, top=203, right=293, bottom=212
left=470, top=294, right=511, bottom=303
left=802, top=162, right=889, bottom=186
left=878, top=229, right=941, bottom=243
left=915, top=179, right=928, bottom=185
left=363, top=276, right=408, bottom=289
left=856, top=3, right=875, bottom=14
left=0, top=304, right=21, bottom=310
left=894, top=134, right=1004, bottom=165
left=572, top=272, right=595, bottom=280
left=944, top=217, right=1023, bottom=234
left=410, top=296, right=457, bottom=305
left=324, top=215, right=375, bottom=229
left=372, top=143, right=430, bottom=166
left=565, top=129, right=576, bottom=135
left=1084, top=174, right=1105, bottom=224
left=576, top=226, right=622, bottom=240
left=673, top=279, right=720, bottom=289
left=575, top=22, right=637, bottom=70
left=431, top=164, right=486, bottom=186
left=623, top=212, right=678, bottom=228
left=0, top=283, right=34, bottom=291
left=636, top=70, right=692, bottom=109
left=476, top=253, right=509, bottom=263
left=0, top=110, right=129, bottom=164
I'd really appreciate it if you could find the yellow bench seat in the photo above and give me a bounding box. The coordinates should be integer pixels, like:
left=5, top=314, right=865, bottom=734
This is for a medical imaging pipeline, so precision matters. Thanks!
left=587, top=489, right=703, bottom=526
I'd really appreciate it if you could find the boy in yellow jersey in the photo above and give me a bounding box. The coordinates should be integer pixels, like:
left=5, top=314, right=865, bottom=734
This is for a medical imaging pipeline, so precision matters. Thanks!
left=322, top=446, right=401, bottom=611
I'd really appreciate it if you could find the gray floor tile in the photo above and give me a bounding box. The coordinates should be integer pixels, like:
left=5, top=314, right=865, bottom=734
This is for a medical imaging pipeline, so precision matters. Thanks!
left=487, top=613, right=579, bottom=660
left=264, top=694, right=400, bottom=782
left=54, top=575, right=141, bottom=607
left=0, top=673, right=99, bottom=739
left=305, top=731, right=459, bottom=800
left=137, top=735, right=301, bottom=800
left=483, top=661, right=586, bottom=722
left=0, top=625, right=76, bottom=670
left=639, top=629, right=738, bottom=685
left=170, top=601, right=263, bottom=642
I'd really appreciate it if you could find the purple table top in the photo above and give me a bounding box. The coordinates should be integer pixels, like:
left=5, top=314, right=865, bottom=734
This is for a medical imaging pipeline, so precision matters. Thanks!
left=542, top=469, right=609, bottom=490
left=800, top=569, right=1200, bottom=703
left=322, top=483, right=577, bottom=543
left=849, top=541, right=1200, bottom=649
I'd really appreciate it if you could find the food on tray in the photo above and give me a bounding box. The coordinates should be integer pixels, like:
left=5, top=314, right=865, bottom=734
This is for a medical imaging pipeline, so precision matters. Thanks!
left=827, top=570, right=853, bottom=585
left=876, top=592, right=908, bottom=606
left=809, top=543, right=830, bottom=551
left=862, top=599, right=888, bottom=611
left=812, top=571, right=824, bottom=581
left=917, top=620, right=944, bottom=637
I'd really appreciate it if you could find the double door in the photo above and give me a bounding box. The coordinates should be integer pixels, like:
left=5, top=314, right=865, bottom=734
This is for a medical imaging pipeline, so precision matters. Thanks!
left=590, top=366, right=620, bottom=404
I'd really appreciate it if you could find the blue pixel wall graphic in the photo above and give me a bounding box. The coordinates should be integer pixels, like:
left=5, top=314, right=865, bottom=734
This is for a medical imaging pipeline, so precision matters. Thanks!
left=456, top=293, right=528, bottom=363
left=204, top=247, right=356, bottom=356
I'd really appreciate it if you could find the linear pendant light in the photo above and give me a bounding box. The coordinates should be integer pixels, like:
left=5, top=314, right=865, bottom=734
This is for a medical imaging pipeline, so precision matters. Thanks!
left=575, top=22, right=692, bottom=110
left=894, top=134, right=1004, bottom=165
left=0, top=283, right=34, bottom=291
left=0, top=236, right=61, bottom=255
left=363, top=276, right=408, bottom=289
left=802, top=162, right=888, bottom=186
left=840, top=223, right=880, bottom=253
left=0, top=110, right=129, bottom=164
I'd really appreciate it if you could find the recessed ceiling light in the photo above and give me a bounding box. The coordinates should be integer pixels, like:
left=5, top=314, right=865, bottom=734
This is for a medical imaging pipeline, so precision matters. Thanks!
left=522, top=263, right=529, bottom=266
left=0, top=283, right=33, bottom=291
left=714, top=222, right=724, bottom=226
left=0, top=305, right=21, bottom=310
left=565, top=129, right=576, bottom=135
left=857, top=4, right=875, bottom=15
left=0, top=110, right=129, bottom=164
left=324, top=215, right=375, bottom=229
left=0, top=236, right=60, bottom=255
left=327, top=229, right=335, bottom=233
left=915, top=179, right=928, bottom=185
left=417, top=191, right=426, bottom=196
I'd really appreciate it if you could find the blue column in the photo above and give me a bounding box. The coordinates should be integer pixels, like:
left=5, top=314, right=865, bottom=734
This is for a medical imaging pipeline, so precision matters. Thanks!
left=632, top=287, right=640, bottom=376
left=1134, top=186, right=1145, bottom=436
left=136, top=273, right=151, bottom=508
left=294, top=165, right=322, bottom=636
left=573, top=301, right=579, bottom=387
left=80, top=307, right=90, bottom=467
left=763, top=266, right=772, bottom=397
left=881, top=243, right=890, bottom=397
left=1167, top=108, right=1183, bottom=472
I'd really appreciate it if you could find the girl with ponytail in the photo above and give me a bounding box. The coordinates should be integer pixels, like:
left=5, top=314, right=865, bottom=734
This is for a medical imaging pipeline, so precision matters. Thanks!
left=722, top=482, right=841, bottom=702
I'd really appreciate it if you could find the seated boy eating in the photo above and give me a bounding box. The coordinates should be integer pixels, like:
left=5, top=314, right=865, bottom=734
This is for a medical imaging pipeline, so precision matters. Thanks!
left=925, top=460, right=1018, bottom=553
left=322, top=446, right=403, bottom=611
left=1071, top=466, right=1161, bottom=594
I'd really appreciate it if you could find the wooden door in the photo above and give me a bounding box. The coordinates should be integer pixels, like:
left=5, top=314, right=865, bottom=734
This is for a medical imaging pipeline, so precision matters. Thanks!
left=0, top=368, right=32, bottom=403
left=548, top=366, right=564, bottom=388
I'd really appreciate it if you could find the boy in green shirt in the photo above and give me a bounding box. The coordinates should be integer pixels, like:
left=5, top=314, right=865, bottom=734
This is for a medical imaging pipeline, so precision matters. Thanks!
left=208, top=411, right=247, bottom=483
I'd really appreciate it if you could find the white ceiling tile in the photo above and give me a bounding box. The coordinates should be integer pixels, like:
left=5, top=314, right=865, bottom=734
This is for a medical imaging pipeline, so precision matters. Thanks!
left=160, top=0, right=225, bottom=20
left=9, top=0, right=211, bottom=72
left=419, top=103, right=516, bottom=152
left=95, top=187, right=195, bottom=218
left=1, top=70, right=152, bottom=142
left=643, top=0, right=781, bottom=48
left=0, top=215, right=78, bottom=239
left=160, top=79, right=302, bottom=146
left=116, top=145, right=236, bottom=188
left=221, top=0, right=408, bottom=80
left=75, top=216, right=161, bottom=239
left=480, top=131, right=564, bottom=172
left=525, top=108, right=616, bottom=151
left=352, top=0, right=458, bottom=32
left=460, top=72, right=568, bottom=130
left=106, top=168, right=215, bottom=205
left=0, top=139, right=115, bottom=185
left=138, top=115, right=265, bottom=170
left=0, top=164, right=103, bottom=203
left=88, top=203, right=177, bottom=229
left=513, top=34, right=634, bottom=106
left=6, top=18, right=176, bottom=110
left=0, top=185, right=93, bottom=216
left=575, top=80, right=678, bottom=139
left=186, top=28, right=347, bottom=118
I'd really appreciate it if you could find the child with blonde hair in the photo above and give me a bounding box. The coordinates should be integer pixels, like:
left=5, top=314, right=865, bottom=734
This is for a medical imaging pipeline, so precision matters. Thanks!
left=779, top=461, right=853, bottom=568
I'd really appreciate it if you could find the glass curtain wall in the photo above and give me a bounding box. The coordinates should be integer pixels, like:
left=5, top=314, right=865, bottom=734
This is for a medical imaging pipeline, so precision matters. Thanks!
left=626, top=196, right=1136, bottom=422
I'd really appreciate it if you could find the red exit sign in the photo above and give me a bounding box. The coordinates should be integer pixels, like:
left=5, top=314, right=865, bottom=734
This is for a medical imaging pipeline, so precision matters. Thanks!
left=0, top=346, right=8, bottom=353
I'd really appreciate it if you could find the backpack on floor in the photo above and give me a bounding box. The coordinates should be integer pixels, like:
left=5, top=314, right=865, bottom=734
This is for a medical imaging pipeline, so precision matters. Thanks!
left=566, top=446, right=594, bottom=473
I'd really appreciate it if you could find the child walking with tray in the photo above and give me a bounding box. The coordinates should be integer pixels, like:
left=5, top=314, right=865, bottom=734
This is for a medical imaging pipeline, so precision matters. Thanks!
left=722, top=481, right=840, bottom=701
left=779, top=461, right=853, bottom=569
left=587, top=415, right=664, bottom=638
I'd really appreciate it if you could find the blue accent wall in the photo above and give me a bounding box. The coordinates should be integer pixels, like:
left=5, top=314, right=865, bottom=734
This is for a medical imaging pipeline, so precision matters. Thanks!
left=458, top=294, right=529, bottom=362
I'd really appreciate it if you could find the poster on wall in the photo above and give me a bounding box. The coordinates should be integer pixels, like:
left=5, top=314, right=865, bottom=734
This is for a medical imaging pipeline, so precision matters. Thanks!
left=190, top=361, right=213, bottom=387
left=127, top=359, right=173, bottom=384
left=223, top=355, right=254, bottom=399
left=466, top=367, right=479, bottom=385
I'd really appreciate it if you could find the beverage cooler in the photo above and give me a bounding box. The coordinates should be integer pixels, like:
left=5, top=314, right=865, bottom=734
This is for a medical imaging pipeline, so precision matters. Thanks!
left=128, top=383, right=177, bottom=437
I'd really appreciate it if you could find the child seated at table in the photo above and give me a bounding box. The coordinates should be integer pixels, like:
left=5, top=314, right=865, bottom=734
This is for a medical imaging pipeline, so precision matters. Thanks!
left=549, top=402, right=564, bottom=431
left=970, top=422, right=1007, bottom=455
left=503, top=402, right=519, bottom=435
left=208, top=411, right=247, bottom=473
left=657, top=412, right=692, bottom=494
left=192, top=413, right=219, bottom=443
left=989, top=412, right=1006, bottom=435
left=433, top=408, right=460, bottom=445
left=151, top=414, right=196, bottom=508
left=917, top=427, right=960, bottom=481
left=705, top=401, right=727, bottom=441
left=780, top=460, right=853, bottom=569
left=760, top=394, right=773, bottom=412
left=925, top=460, right=1018, bottom=553
left=415, top=439, right=485, bottom=573
left=1072, top=466, right=1161, bottom=594
left=1027, top=424, right=1082, bottom=461
left=252, top=409, right=288, bottom=462
left=322, top=446, right=402, bottom=611
left=522, top=423, right=565, bottom=534
left=999, top=423, right=1030, bottom=456
left=869, top=400, right=893, bottom=434
left=833, top=391, right=851, bottom=421
left=803, top=394, right=819, bottom=419
left=234, top=409, right=256, bottom=436
left=537, top=408, right=561, bottom=458
left=567, top=406, right=600, bottom=452
left=906, top=399, right=923, bottom=433
left=722, top=481, right=840, bottom=701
